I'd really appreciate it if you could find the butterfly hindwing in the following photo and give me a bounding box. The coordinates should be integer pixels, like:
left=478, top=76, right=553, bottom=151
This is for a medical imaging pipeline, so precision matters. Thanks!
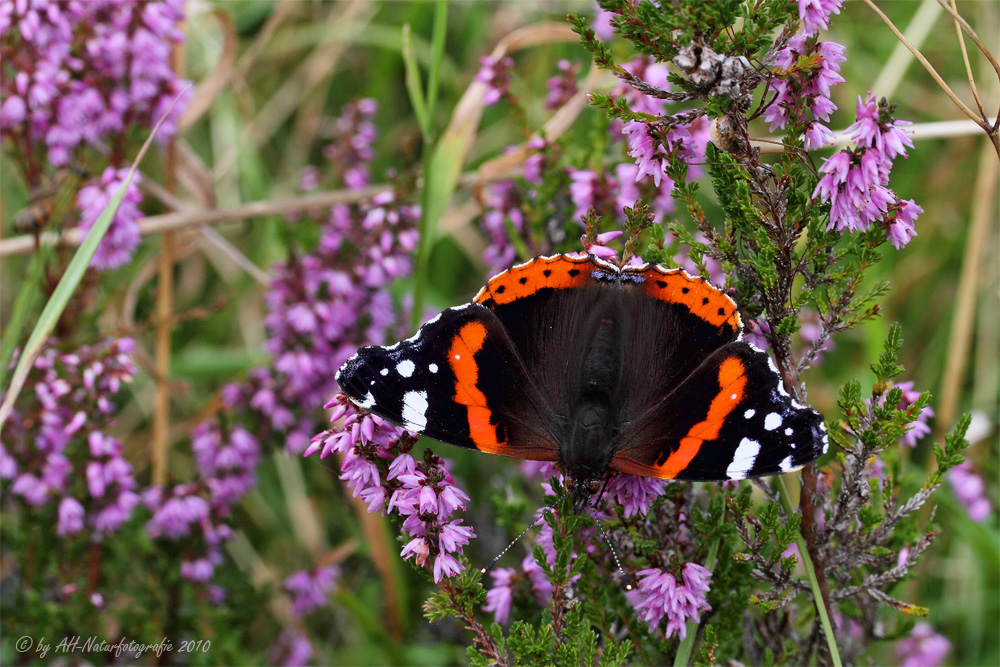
left=610, top=341, right=828, bottom=481
left=336, top=303, right=561, bottom=461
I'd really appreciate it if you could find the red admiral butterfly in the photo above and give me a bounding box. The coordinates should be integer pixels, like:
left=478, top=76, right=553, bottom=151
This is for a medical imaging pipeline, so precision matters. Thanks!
left=337, top=254, right=827, bottom=512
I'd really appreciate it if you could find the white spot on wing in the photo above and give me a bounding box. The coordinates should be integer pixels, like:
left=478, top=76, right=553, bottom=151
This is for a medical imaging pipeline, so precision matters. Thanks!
left=727, top=437, right=761, bottom=479
left=779, top=456, right=795, bottom=472
left=357, top=392, right=376, bottom=409
left=730, top=393, right=737, bottom=400
left=380, top=368, right=388, bottom=376
left=744, top=409, right=756, bottom=419
left=428, top=363, right=438, bottom=373
left=454, top=354, right=460, bottom=360
left=396, top=359, right=415, bottom=377
left=764, top=413, right=782, bottom=431
left=785, top=427, right=793, bottom=436
left=401, top=390, right=428, bottom=432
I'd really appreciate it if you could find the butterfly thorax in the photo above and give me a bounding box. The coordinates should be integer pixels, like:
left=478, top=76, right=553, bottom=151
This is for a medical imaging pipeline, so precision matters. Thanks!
left=563, top=402, right=617, bottom=513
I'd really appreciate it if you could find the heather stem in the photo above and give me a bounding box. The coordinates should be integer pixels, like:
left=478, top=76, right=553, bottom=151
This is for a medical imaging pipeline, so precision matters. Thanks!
left=775, top=477, right=842, bottom=667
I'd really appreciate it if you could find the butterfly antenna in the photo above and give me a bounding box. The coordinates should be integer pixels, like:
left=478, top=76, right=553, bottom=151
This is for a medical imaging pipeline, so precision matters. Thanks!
left=587, top=506, right=633, bottom=591
left=481, top=488, right=570, bottom=575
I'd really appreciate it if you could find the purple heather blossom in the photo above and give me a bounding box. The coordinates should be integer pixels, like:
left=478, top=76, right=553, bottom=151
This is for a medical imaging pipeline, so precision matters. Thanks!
left=283, top=566, right=340, bottom=617
left=308, top=396, right=475, bottom=583
left=894, top=381, right=934, bottom=447
left=798, top=0, right=844, bottom=36
left=146, top=486, right=210, bottom=539
left=569, top=169, right=603, bottom=222
left=480, top=181, right=524, bottom=276
left=592, top=4, right=616, bottom=42
left=584, top=230, right=623, bottom=260
left=75, top=167, right=144, bottom=270
left=630, top=562, right=713, bottom=640
left=814, top=94, right=919, bottom=244
left=545, top=59, right=579, bottom=110
left=603, top=474, right=666, bottom=518
left=886, top=199, right=921, bottom=249
left=476, top=56, right=514, bottom=106
left=322, top=99, right=378, bottom=189
left=191, top=421, right=260, bottom=506
left=3, top=338, right=139, bottom=537
left=180, top=557, right=215, bottom=582
left=895, top=622, right=951, bottom=667
left=242, top=184, right=417, bottom=453
left=267, top=629, right=314, bottom=667
left=57, top=496, right=85, bottom=535
left=947, top=462, right=992, bottom=522
left=482, top=553, right=556, bottom=625
left=522, top=137, right=548, bottom=186
left=764, top=35, right=845, bottom=149
left=483, top=567, right=517, bottom=624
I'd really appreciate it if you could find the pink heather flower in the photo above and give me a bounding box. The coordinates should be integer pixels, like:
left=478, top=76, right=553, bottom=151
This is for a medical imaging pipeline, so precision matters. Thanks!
left=545, top=59, right=578, bottom=110
left=321, top=99, right=378, bottom=189
left=833, top=97, right=913, bottom=223
left=592, top=4, right=616, bottom=42
left=895, top=623, right=951, bottom=667
left=522, top=554, right=553, bottom=603
left=309, top=397, right=474, bottom=582
left=1, top=0, right=189, bottom=162
left=886, top=199, right=922, bottom=249
left=249, top=187, right=417, bottom=451
left=476, top=56, right=514, bottom=106
left=798, top=0, right=844, bottom=36
left=283, top=566, right=340, bottom=617
left=479, top=180, right=524, bottom=275
left=0, top=445, right=17, bottom=479
left=603, top=474, right=666, bottom=518
left=146, top=490, right=211, bottom=539
left=401, top=536, right=430, bottom=566
left=180, top=557, right=215, bottom=582
left=75, top=167, right=144, bottom=270
left=623, top=120, right=669, bottom=187
left=267, top=629, right=314, bottom=667
left=569, top=169, right=601, bottom=221
left=630, top=563, right=712, bottom=640
left=483, top=567, right=517, bottom=624
left=947, top=462, right=992, bottom=522
left=433, top=553, right=464, bottom=583
left=764, top=36, right=845, bottom=146
left=57, top=496, right=85, bottom=536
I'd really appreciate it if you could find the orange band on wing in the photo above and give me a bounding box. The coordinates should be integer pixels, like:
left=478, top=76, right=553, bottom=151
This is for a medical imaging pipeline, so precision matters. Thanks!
left=474, top=255, right=596, bottom=306
left=655, top=357, right=747, bottom=478
left=447, top=321, right=504, bottom=453
left=628, top=267, right=741, bottom=332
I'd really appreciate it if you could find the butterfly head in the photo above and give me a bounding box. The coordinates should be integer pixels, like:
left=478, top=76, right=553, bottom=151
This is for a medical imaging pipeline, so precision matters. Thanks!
left=567, top=476, right=604, bottom=514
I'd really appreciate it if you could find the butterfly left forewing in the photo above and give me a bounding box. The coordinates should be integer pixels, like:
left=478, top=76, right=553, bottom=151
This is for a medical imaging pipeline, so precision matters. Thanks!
left=336, top=303, right=561, bottom=462
left=610, top=341, right=827, bottom=481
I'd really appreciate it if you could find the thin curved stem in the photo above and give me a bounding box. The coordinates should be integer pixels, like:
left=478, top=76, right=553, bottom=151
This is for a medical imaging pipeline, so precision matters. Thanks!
left=776, top=477, right=843, bottom=667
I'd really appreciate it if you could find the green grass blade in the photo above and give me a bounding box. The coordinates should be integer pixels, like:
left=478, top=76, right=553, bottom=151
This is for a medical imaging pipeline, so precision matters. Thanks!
left=0, top=88, right=188, bottom=429
left=402, top=23, right=430, bottom=140
left=775, top=476, right=843, bottom=667
left=425, top=0, right=448, bottom=114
